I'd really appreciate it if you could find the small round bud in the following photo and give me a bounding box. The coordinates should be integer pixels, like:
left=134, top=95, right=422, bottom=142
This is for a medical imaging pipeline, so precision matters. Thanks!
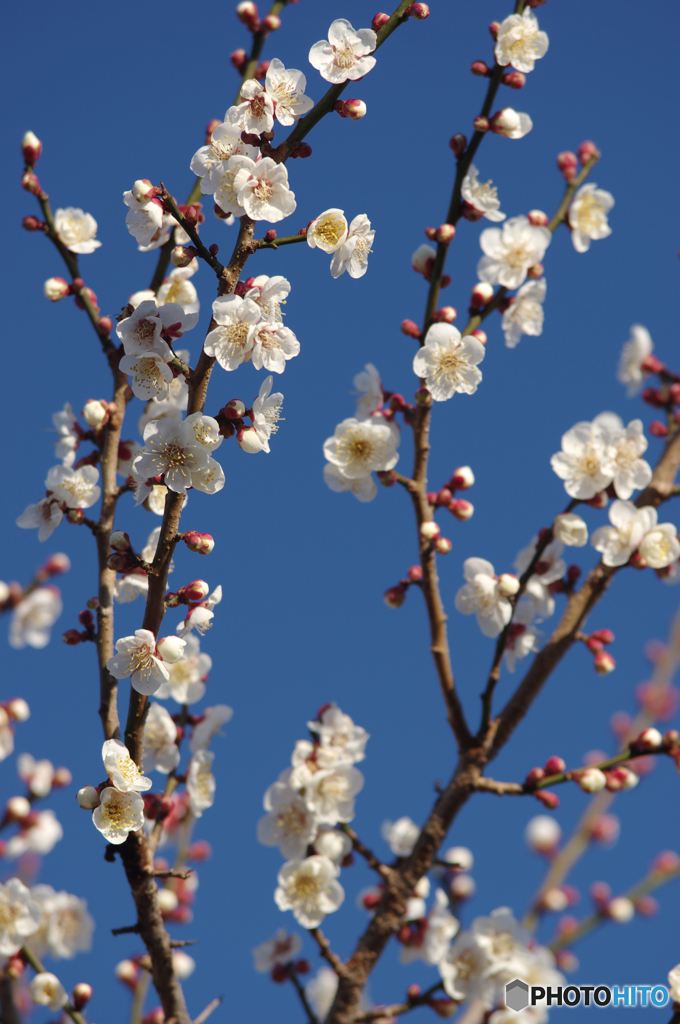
left=489, top=20, right=500, bottom=39
left=261, top=13, right=280, bottom=30
left=527, top=263, right=544, bottom=279
left=171, top=245, right=198, bottom=268
left=407, top=984, right=421, bottom=1001
left=636, top=727, right=663, bottom=750
left=132, top=179, right=157, bottom=202
left=401, top=319, right=422, bottom=339
left=442, top=845, right=473, bottom=872
left=541, top=887, right=569, bottom=913
left=589, top=813, right=620, bottom=842
left=264, top=229, right=277, bottom=243
left=470, top=282, right=494, bottom=308
left=72, top=984, right=93, bottom=1010
left=544, top=756, right=566, bottom=775
left=384, top=584, right=407, bottom=609
left=157, top=636, right=186, bottom=664
left=435, top=537, right=452, bottom=554
left=344, top=99, right=367, bottom=120
left=535, top=790, right=560, bottom=809
left=82, top=399, right=108, bottom=429
left=376, top=470, right=397, bottom=487
left=22, top=171, right=41, bottom=195
left=435, top=306, right=457, bottom=323
left=371, top=12, right=390, bottom=31
left=236, top=1, right=259, bottom=27
left=63, top=629, right=84, bottom=646
left=653, top=850, right=680, bottom=874
left=407, top=565, right=423, bottom=582
left=497, top=573, right=519, bottom=597
left=6, top=796, right=31, bottom=820
left=77, top=786, right=100, bottom=809
left=575, top=768, right=607, bottom=793
left=7, top=698, right=30, bottom=722
left=649, top=421, right=668, bottom=438
left=470, top=61, right=491, bottom=77
left=557, top=151, right=578, bottom=181
left=577, top=140, right=600, bottom=164
left=449, top=499, right=474, bottom=521
left=110, top=531, right=131, bottom=553
left=594, top=650, right=616, bottom=675
left=53, top=767, right=72, bottom=788
left=67, top=508, right=86, bottom=525
left=115, top=960, right=139, bottom=988
left=525, top=766, right=545, bottom=786
left=186, top=839, right=212, bottom=861
left=635, top=895, right=659, bottom=917
left=586, top=490, right=608, bottom=509
left=528, top=209, right=549, bottom=227
left=502, top=71, right=526, bottom=89
left=415, top=387, right=433, bottom=407
left=449, top=874, right=476, bottom=900
left=22, top=216, right=44, bottom=232
left=607, top=896, right=635, bottom=923
left=641, top=386, right=667, bottom=407
left=420, top=521, right=441, bottom=542
left=450, top=466, right=474, bottom=490
left=406, top=2, right=429, bottom=17
left=590, top=628, right=614, bottom=644
left=43, top=277, right=70, bottom=302
left=230, top=48, right=247, bottom=71
left=22, top=131, right=43, bottom=164
left=525, top=814, right=561, bottom=853
left=107, top=552, right=134, bottom=573
left=184, top=531, right=215, bottom=554
left=185, top=579, right=210, bottom=602
left=436, top=224, right=456, bottom=244
left=412, top=243, right=436, bottom=275
left=473, top=116, right=490, bottom=133
left=470, top=329, right=487, bottom=345
left=449, top=133, right=467, bottom=157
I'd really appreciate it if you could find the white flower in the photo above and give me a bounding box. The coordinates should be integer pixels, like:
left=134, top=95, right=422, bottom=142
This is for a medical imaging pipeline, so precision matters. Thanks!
left=190, top=705, right=233, bottom=752
left=330, top=214, right=374, bottom=279
left=594, top=412, right=652, bottom=500
left=382, top=817, right=419, bottom=857
left=413, top=324, right=485, bottom=401
left=306, top=967, right=339, bottom=1020
left=569, top=183, right=614, bottom=253
left=308, top=704, right=369, bottom=766
left=123, top=192, right=165, bottom=248
left=228, top=79, right=275, bottom=134
left=240, top=375, right=285, bottom=456
left=92, top=788, right=144, bottom=844
left=503, top=623, right=541, bottom=673
left=455, top=558, right=512, bottom=638
left=157, top=263, right=199, bottom=315
left=323, top=416, right=399, bottom=480
left=0, top=879, right=42, bottom=954
left=439, top=929, right=495, bottom=1003
left=173, top=950, right=195, bottom=979
left=5, top=810, right=63, bottom=858
left=617, top=325, right=654, bottom=397
left=16, top=499, right=63, bottom=542
left=265, top=59, right=315, bottom=124
left=103, top=738, right=152, bottom=792
left=18, top=754, right=54, bottom=797
left=175, top=587, right=221, bottom=637
left=514, top=537, right=565, bottom=584
left=323, top=464, right=378, bottom=502
left=490, top=107, right=533, bottom=139
left=258, top=778, right=320, bottom=858
left=45, top=464, right=100, bottom=509
left=412, top=244, right=436, bottom=274
left=9, top=588, right=62, bottom=649
left=353, top=364, right=383, bottom=420
left=30, top=972, right=67, bottom=1011
left=191, top=122, right=259, bottom=184
left=313, top=826, right=352, bottom=866
left=0, top=710, right=14, bottom=764
left=114, top=571, right=149, bottom=604
left=553, top=512, right=588, bottom=547
left=142, top=704, right=180, bottom=774
left=231, top=156, right=296, bottom=223
left=590, top=500, right=656, bottom=567
left=132, top=418, right=210, bottom=493
left=117, top=299, right=198, bottom=359
left=250, top=321, right=300, bottom=373
left=29, top=886, right=94, bottom=959
left=274, top=855, right=344, bottom=928
left=253, top=929, right=303, bottom=972
left=495, top=8, right=548, bottom=72
left=461, top=166, right=506, bottom=222
left=187, top=749, right=216, bottom=817
left=502, top=278, right=546, bottom=348
left=184, top=412, right=224, bottom=455
left=106, top=629, right=169, bottom=696
left=307, top=209, right=348, bottom=253
left=120, top=353, right=175, bottom=401
left=52, top=402, right=79, bottom=466
left=203, top=294, right=261, bottom=370
left=550, top=419, right=612, bottom=499
left=639, top=521, right=680, bottom=569
left=155, top=634, right=211, bottom=705
left=309, top=19, right=377, bottom=83
left=54, top=207, right=101, bottom=254
left=401, top=889, right=460, bottom=966
left=290, top=762, right=364, bottom=825
left=478, top=216, right=551, bottom=290
left=245, top=274, right=291, bottom=324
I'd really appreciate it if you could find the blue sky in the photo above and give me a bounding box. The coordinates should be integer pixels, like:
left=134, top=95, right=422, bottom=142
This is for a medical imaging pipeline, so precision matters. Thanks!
left=1, top=1, right=679, bottom=1022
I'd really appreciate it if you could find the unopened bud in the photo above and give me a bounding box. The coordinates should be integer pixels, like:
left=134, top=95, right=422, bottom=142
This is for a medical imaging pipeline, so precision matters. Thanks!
left=115, top=960, right=138, bottom=988
left=406, top=2, right=429, bottom=17
left=236, top=1, right=259, bottom=27
left=577, top=140, right=600, bottom=164
left=489, top=20, right=500, bottom=39
left=44, top=277, right=70, bottom=302
left=450, top=466, right=474, bottom=490
left=434, top=306, right=457, bottom=323
left=132, top=179, right=157, bottom=203
left=67, top=508, right=86, bottom=524
left=420, top=521, right=440, bottom=542
left=557, top=152, right=578, bottom=181
left=497, top=573, right=519, bottom=596
left=184, top=531, right=215, bottom=554
left=223, top=399, right=247, bottom=419
left=264, top=229, right=277, bottom=242
left=528, top=210, right=549, bottom=227
left=449, top=873, right=476, bottom=899
left=607, top=896, right=635, bottom=923
left=502, top=71, right=526, bottom=89
left=63, top=629, right=83, bottom=646
left=650, top=421, right=668, bottom=438
left=107, top=552, right=134, bottom=573
left=412, top=243, right=436, bottom=274
left=22, top=216, right=44, bottom=231
left=415, top=387, right=433, bottom=407
left=187, top=839, right=212, bottom=861
left=185, top=579, right=210, bottom=602
left=157, top=636, right=186, bottom=664
left=261, top=13, right=280, bottom=30
left=82, top=399, right=108, bottom=429
left=525, top=814, right=561, bottom=852
left=473, top=116, right=490, bottom=133
left=449, top=133, right=467, bottom=157
left=254, top=61, right=270, bottom=80
left=53, top=767, right=72, bottom=788
left=594, top=650, right=616, bottom=675
left=435, top=537, right=452, bottom=554
left=576, top=768, right=607, bottom=793
left=542, top=887, right=569, bottom=913
left=7, top=699, right=30, bottom=722
left=371, top=12, right=390, bottom=31
left=471, top=61, right=491, bottom=77
left=344, top=99, right=367, bottom=120
left=436, top=224, right=456, bottom=244
left=6, top=796, right=31, bottom=820
left=470, top=282, right=494, bottom=308
left=171, top=245, right=198, bottom=268
left=72, top=984, right=92, bottom=1010
left=636, top=727, right=663, bottom=750
left=470, top=329, right=487, bottom=345
left=376, top=470, right=397, bottom=487
left=42, top=553, right=70, bottom=576
left=525, top=766, right=545, bottom=786
left=22, top=171, right=41, bottom=195
left=586, top=490, right=608, bottom=509
left=384, top=584, right=407, bottom=609
left=449, top=499, right=474, bottom=521
left=535, top=790, right=560, bottom=809
left=424, top=227, right=436, bottom=240
left=401, top=319, right=421, bottom=339
left=544, top=756, right=566, bottom=775
left=22, top=131, right=42, bottom=164
left=527, top=262, right=544, bottom=279
left=408, top=565, right=423, bottom=581
left=591, top=628, right=614, bottom=644
left=231, top=49, right=247, bottom=71
left=110, top=531, right=131, bottom=553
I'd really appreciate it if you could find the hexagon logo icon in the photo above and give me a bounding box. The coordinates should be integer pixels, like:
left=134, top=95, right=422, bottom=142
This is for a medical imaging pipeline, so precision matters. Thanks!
left=505, top=979, right=529, bottom=1012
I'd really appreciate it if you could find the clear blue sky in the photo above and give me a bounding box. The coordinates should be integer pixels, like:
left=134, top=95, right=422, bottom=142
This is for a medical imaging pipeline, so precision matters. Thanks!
left=1, top=1, right=679, bottom=1021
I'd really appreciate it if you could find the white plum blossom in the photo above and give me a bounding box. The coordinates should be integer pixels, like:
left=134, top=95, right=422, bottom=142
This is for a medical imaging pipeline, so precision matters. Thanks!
left=313, top=827, right=353, bottom=866
left=54, top=207, right=101, bottom=254
left=143, top=704, right=180, bottom=774
left=413, top=324, right=486, bottom=401
left=330, top=214, right=375, bottom=279
left=401, top=889, right=460, bottom=966
left=133, top=419, right=210, bottom=494
left=290, top=763, right=364, bottom=825
left=119, top=353, right=174, bottom=401
left=258, top=778, right=320, bottom=858
left=617, top=325, right=654, bottom=397
left=187, top=749, right=216, bottom=817
left=176, top=584, right=222, bottom=637
left=253, top=929, right=303, bottom=972
left=123, top=191, right=165, bottom=248
left=114, top=571, right=149, bottom=604
left=0, top=879, right=42, bottom=954
left=324, top=464, right=378, bottom=502
left=203, top=294, right=261, bottom=370
left=29, top=973, right=67, bottom=1011
left=265, top=59, right=315, bottom=124
left=107, top=629, right=173, bottom=696
left=228, top=79, right=275, bottom=134
left=514, top=537, right=565, bottom=585
left=191, top=122, right=259, bottom=185
left=29, top=885, right=94, bottom=960
left=590, top=501, right=656, bottom=567
left=190, top=705, right=233, bottom=752
left=306, top=967, right=339, bottom=1020
left=18, top=754, right=54, bottom=797
left=307, top=209, right=348, bottom=253
left=16, top=499, right=63, bottom=542
left=93, top=787, right=144, bottom=844
left=495, top=8, right=549, bottom=72
left=553, top=512, right=588, bottom=547
left=324, top=416, right=399, bottom=479
left=230, top=156, right=297, bottom=223
left=309, top=19, right=377, bottom=84
left=491, top=108, right=533, bottom=139
left=477, top=216, right=551, bottom=289
left=461, top=166, right=506, bottom=221
left=382, top=817, right=420, bottom=857
left=52, top=402, right=79, bottom=466
left=5, top=810, right=63, bottom=859
left=241, top=375, right=285, bottom=456
left=250, top=321, right=300, bottom=373
left=46, top=464, right=100, bottom=509
left=594, top=412, right=652, bottom=500
left=184, top=412, right=224, bottom=455
left=308, top=704, right=369, bottom=766
left=245, top=274, right=291, bottom=324
left=158, top=263, right=199, bottom=315
left=639, top=520, right=680, bottom=569
left=129, top=289, right=155, bottom=309
left=103, top=738, right=152, bottom=793
left=412, top=244, right=436, bottom=274
left=117, top=299, right=198, bottom=359
left=0, top=709, right=14, bottom=763
left=503, top=621, right=541, bottom=674
left=274, top=855, right=344, bottom=928
left=550, top=419, right=612, bottom=499
left=353, top=364, right=383, bottom=420
left=9, top=588, right=63, bottom=649
left=502, top=278, right=546, bottom=348
left=569, top=183, right=614, bottom=253
left=455, top=558, right=512, bottom=638
left=156, top=634, right=211, bottom=705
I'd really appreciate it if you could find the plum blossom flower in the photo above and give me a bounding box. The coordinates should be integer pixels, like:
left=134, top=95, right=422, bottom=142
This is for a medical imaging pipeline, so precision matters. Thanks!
left=455, top=558, right=512, bottom=638
left=156, top=634, right=211, bottom=705
left=461, top=166, right=506, bottom=222
left=323, top=464, right=378, bottom=502
left=93, top=787, right=144, bottom=844
left=639, top=519, right=680, bottom=569
left=306, top=967, right=339, bottom=1020
left=5, top=810, right=63, bottom=859
left=176, top=585, right=222, bottom=637
left=187, top=749, right=215, bottom=817
left=495, top=8, right=549, bottom=72
left=54, top=208, right=102, bottom=254
left=0, top=879, right=42, bottom=954
left=258, top=777, right=320, bottom=858
left=594, top=412, right=652, bottom=500
left=16, top=499, right=63, bottom=542
left=253, top=929, right=303, bottom=972
left=382, top=817, right=419, bottom=857
left=307, top=209, right=348, bottom=253
left=114, top=571, right=148, bottom=604
left=132, top=419, right=210, bottom=494
left=330, top=215, right=374, bottom=279
left=514, top=537, right=566, bottom=584
left=250, top=321, right=300, bottom=373
left=18, top=754, right=54, bottom=798
left=309, top=19, right=376, bottom=83
left=46, top=464, right=100, bottom=508
left=265, top=59, right=315, bottom=124
left=617, top=325, right=654, bottom=397
left=203, top=294, right=261, bottom=371
left=143, top=704, right=180, bottom=774
left=550, top=419, right=612, bottom=499
left=502, top=278, right=546, bottom=348
left=190, top=705, right=233, bottom=752
left=290, top=762, right=364, bottom=825
left=308, top=704, right=369, bottom=766
left=157, top=263, right=199, bottom=315
left=313, top=827, right=353, bottom=866
left=503, top=621, right=541, bottom=673
left=553, top=512, right=588, bottom=547
left=123, top=191, right=165, bottom=248
left=569, top=183, right=614, bottom=253
left=490, top=108, right=533, bottom=139
left=29, top=972, right=67, bottom=1011
left=274, top=855, right=344, bottom=928
left=477, top=216, right=551, bottom=289
left=413, top=324, right=485, bottom=401
left=231, top=156, right=297, bottom=223
left=120, top=353, right=175, bottom=401
left=323, top=417, right=399, bottom=479
left=103, top=738, right=153, bottom=792
left=245, top=275, right=291, bottom=324
left=9, top=588, right=62, bottom=649
left=107, top=629, right=176, bottom=696
left=29, top=886, right=94, bottom=960
left=590, top=500, right=656, bottom=567
left=52, top=402, right=79, bottom=466
left=228, top=80, right=275, bottom=134
left=353, top=364, right=383, bottom=420
left=401, top=889, right=460, bottom=966
left=117, top=299, right=198, bottom=359
left=190, top=122, right=259, bottom=184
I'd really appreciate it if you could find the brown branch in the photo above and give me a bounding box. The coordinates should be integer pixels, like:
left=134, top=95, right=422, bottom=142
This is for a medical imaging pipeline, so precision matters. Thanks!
left=308, top=928, right=347, bottom=977
left=287, top=964, right=319, bottom=1024
left=0, top=973, right=22, bottom=1024
left=192, top=997, right=223, bottom=1024
left=352, top=982, right=445, bottom=1022
left=339, top=825, right=393, bottom=880
left=473, top=777, right=524, bottom=795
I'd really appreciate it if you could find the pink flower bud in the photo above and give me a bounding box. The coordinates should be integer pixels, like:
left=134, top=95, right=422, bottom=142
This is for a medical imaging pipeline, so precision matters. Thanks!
left=43, top=553, right=70, bottom=576
left=449, top=499, right=474, bottom=521
left=6, top=796, right=31, bottom=821
left=63, top=629, right=84, bottom=646
left=72, top=984, right=92, bottom=1011
left=449, top=466, right=474, bottom=490
left=470, top=282, right=494, bottom=308
left=222, top=399, right=246, bottom=419
left=527, top=263, right=544, bottom=279
left=376, top=470, right=397, bottom=487
left=261, top=13, right=280, bottom=30
left=236, top=2, right=258, bottom=27
left=384, top=584, right=407, bottom=608
left=132, top=179, right=158, bottom=202
left=664, top=729, right=680, bottom=747
left=577, top=140, right=600, bottom=164
left=636, top=727, right=663, bottom=750
left=591, top=628, right=614, bottom=644
left=7, top=699, right=29, bottom=722
left=67, top=508, right=86, bottom=525
left=576, top=768, right=607, bottom=793
left=650, top=421, right=668, bottom=438
left=21, top=171, right=41, bottom=195
left=473, top=116, right=490, bottom=133
left=557, top=152, right=578, bottom=181
left=470, top=61, right=491, bottom=77
left=544, top=756, right=566, bottom=775
left=407, top=2, right=429, bottom=17
left=53, top=767, right=72, bottom=788
left=423, top=228, right=436, bottom=241
left=254, top=61, right=270, bottom=80
left=535, top=790, right=559, bottom=809
left=420, top=521, right=441, bottom=542
left=489, top=20, right=500, bottom=39
left=22, top=131, right=42, bottom=164
left=586, top=636, right=603, bottom=653
left=372, top=12, right=390, bottom=31
left=412, top=243, right=436, bottom=274
left=541, top=887, right=569, bottom=913
left=503, top=71, right=526, bottom=89
left=401, top=319, right=422, bottom=339
left=115, top=960, right=138, bottom=988
left=184, top=531, right=215, bottom=554
left=107, top=552, right=134, bottom=573
left=642, top=386, right=667, bottom=406
left=407, top=984, right=421, bottom=1001
left=525, top=766, right=545, bottom=786
left=434, top=306, right=457, bottom=323
left=528, top=209, right=549, bottom=226
left=653, top=849, right=680, bottom=874
left=497, top=573, right=519, bottom=597
left=44, top=277, right=70, bottom=302
left=449, top=133, right=467, bottom=157
left=22, top=215, right=44, bottom=231
left=415, top=387, right=433, bottom=407
left=588, top=814, right=620, bottom=845
left=231, top=49, right=247, bottom=71
left=74, top=286, right=99, bottom=314
left=635, top=895, right=659, bottom=917
left=641, top=354, right=665, bottom=374
left=109, top=531, right=131, bottom=553
left=436, top=224, right=456, bottom=244
left=185, top=579, right=210, bottom=602
left=344, top=99, right=367, bottom=120
left=408, top=565, right=423, bottom=581
left=471, top=329, right=487, bottom=345
left=594, top=650, right=615, bottom=675
left=435, top=537, right=452, bottom=554
left=171, top=245, right=198, bottom=268
left=607, top=896, right=635, bottom=923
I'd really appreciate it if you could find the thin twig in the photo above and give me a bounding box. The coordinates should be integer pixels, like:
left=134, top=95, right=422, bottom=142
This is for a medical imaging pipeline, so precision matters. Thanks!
left=192, top=996, right=223, bottom=1024
left=339, top=824, right=393, bottom=880
left=287, top=965, right=319, bottom=1024
left=308, top=928, right=347, bottom=977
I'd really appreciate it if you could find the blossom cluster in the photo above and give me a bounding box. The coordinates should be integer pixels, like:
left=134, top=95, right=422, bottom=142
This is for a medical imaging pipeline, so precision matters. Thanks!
left=0, top=876, right=92, bottom=960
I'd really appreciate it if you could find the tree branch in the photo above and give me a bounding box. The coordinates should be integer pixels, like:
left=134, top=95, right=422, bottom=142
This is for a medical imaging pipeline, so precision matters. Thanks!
left=308, top=928, right=347, bottom=977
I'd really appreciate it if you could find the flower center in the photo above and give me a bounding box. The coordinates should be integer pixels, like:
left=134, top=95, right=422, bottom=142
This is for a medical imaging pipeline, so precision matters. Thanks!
left=333, top=43, right=357, bottom=69
left=574, top=193, right=606, bottom=234
left=277, top=804, right=307, bottom=837
left=131, top=358, right=166, bottom=397
left=0, top=896, right=19, bottom=932
left=113, top=751, right=144, bottom=785
left=253, top=179, right=274, bottom=202
left=504, top=243, right=532, bottom=269
left=136, top=319, right=157, bottom=342
left=58, top=474, right=91, bottom=503
left=250, top=95, right=266, bottom=118
left=290, top=872, right=322, bottom=901
left=157, top=441, right=187, bottom=469
left=314, top=216, right=346, bottom=247
left=508, top=25, right=539, bottom=60
left=130, top=643, right=156, bottom=683
left=102, top=792, right=138, bottom=830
